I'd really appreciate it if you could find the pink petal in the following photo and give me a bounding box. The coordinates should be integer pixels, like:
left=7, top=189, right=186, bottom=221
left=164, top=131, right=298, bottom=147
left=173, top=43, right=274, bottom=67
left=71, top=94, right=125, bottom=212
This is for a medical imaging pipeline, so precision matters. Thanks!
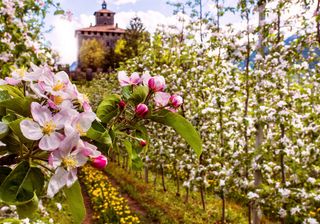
left=5, top=77, right=20, bottom=85
left=20, top=120, right=43, bottom=140
left=118, top=71, right=130, bottom=86
left=130, top=72, right=141, bottom=85
left=31, top=102, right=52, bottom=126
left=59, top=127, right=80, bottom=153
left=141, top=72, right=151, bottom=86
left=39, top=132, right=63, bottom=151
left=154, top=92, right=171, bottom=107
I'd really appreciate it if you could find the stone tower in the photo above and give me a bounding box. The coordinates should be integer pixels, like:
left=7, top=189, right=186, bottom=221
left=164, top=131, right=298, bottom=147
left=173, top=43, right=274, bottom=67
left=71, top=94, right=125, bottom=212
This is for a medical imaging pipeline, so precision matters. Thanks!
left=75, top=0, right=125, bottom=66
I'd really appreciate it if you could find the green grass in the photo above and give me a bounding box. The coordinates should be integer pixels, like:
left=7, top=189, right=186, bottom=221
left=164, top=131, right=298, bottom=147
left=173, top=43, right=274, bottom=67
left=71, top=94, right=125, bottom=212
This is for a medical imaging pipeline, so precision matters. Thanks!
left=105, top=162, right=249, bottom=224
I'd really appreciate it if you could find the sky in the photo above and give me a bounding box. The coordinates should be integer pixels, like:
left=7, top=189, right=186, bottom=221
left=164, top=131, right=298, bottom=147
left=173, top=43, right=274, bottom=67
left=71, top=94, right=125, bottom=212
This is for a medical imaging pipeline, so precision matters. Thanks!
left=45, top=0, right=244, bottom=64
left=45, top=0, right=182, bottom=64
left=44, top=0, right=315, bottom=64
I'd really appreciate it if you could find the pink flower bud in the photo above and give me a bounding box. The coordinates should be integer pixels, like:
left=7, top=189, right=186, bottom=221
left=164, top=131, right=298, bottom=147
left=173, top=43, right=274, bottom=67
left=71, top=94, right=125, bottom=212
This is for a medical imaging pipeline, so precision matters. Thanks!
left=92, top=155, right=108, bottom=169
left=118, top=100, right=126, bottom=110
left=135, top=103, right=149, bottom=117
left=170, top=94, right=183, bottom=108
left=139, top=139, right=147, bottom=147
left=148, top=76, right=166, bottom=92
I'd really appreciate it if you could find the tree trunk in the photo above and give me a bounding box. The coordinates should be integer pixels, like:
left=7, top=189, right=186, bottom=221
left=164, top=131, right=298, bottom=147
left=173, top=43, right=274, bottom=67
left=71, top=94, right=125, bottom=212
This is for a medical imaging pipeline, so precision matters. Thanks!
left=160, top=164, right=167, bottom=192
left=144, top=165, right=149, bottom=183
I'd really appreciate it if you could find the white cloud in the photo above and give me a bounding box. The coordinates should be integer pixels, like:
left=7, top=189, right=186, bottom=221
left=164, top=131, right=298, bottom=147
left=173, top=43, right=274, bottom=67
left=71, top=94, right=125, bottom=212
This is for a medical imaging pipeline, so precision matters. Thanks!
left=45, top=14, right=95, bottom=64
left=115, top=10, right=188, bottom=33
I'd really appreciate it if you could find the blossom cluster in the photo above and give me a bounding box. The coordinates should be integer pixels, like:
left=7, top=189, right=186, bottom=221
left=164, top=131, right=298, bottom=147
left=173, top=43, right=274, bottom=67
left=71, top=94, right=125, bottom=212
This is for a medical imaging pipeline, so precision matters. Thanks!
left=118, top=71, right=183, bottom=116
left=0, top=64, right=107, bottom=198
left=79, top=165, right=140, bottom=224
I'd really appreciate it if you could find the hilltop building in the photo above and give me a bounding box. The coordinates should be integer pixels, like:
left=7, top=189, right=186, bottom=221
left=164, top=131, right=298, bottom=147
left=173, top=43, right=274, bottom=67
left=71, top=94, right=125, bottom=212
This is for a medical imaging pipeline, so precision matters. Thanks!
left=75, top=1, right=125, bottom=66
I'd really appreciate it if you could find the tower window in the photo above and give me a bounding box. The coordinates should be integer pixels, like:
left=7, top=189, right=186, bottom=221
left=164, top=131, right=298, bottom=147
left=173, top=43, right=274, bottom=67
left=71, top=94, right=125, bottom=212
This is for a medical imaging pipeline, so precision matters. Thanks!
left=100, top=13, right=103, bottom=16
left=88, top=31, right=91, bottom=35
left=107, top=13, right=111, bottom=17
left=106, top=42, right=110, bottom=46
left=100, top=32, right=103, bottom=36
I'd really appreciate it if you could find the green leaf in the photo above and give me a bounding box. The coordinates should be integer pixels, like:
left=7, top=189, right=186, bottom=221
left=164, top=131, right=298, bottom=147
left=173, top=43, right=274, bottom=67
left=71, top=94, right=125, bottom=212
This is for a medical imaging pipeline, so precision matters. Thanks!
left=132, top=157, right=143, bottom=171
left=0, top=161, right=32, bottom=203
left=86, top=121, right=112, bottom=146
left=123, top=140, right=132, bottom=168
left=129, top=86, right=149, bottom=105
left=96, top=95, right=120, bottom=124
left=8, top=118, right=32, bottom=143
left=0, top=90, right=11, bottom=102
left=63, top=181, right=86, bottom=224
left=0, top=162, right=44, bottom=203
left=0, top=167, right=12, bottom=185
left=0, top=86, right=23, bottom=98
left=148, top=110, right=202, bottom=157
left=122, top=86, right=132, bottom=100
left=0, top=97, right=33, bottom=117
left=16, top=193, right=39, bottom=219
left=54, top=9, right=65, bottom=15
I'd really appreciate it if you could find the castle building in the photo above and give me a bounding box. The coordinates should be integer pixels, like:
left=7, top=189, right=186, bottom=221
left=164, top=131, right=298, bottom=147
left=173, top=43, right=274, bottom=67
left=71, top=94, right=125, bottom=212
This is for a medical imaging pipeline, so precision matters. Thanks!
left=75, top=1, right=125, bottom=64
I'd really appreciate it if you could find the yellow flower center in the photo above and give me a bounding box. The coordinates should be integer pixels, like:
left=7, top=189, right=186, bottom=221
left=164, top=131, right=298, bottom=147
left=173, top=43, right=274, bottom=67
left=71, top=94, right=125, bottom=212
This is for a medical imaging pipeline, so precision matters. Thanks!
left=76, top=123, right=86, bottom=136
left=17, top=68, right=26, bottom=78
left=52, top=81, right=64, bottom=91
left=53, top=95, right=64, bottom=105
left=42, top=121, right=56, bottom=135
left=62, top=156, right=78, bottom=169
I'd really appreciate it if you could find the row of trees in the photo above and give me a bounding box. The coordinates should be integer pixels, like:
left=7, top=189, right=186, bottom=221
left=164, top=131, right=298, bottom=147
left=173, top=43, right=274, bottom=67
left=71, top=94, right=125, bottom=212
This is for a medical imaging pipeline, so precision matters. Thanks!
left=111, top=0, right=320, bottom=223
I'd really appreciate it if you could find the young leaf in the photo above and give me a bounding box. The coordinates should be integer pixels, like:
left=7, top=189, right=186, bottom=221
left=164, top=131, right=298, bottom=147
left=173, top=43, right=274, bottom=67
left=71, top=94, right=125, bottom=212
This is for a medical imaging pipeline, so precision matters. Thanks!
left=54, top=9, right=65, bottom=15
left=129, top=86, right=149, bottom=105
left=86, top=121, right=112, bottom=146
left=96, top=95, right=120, bottom=124
left=63, top=181, right=86, bottom=224
left=148, top=110, right=202, bottom=157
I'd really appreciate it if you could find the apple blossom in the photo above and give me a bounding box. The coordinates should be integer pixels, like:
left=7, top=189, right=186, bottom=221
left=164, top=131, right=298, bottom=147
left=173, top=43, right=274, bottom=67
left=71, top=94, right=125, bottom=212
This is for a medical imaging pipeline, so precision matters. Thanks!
left=135, top=103, right=149, bottom=117
left=148, top=75, right=166, bottom=92
left=47, top=128, right=88, bottom=198
left=92, top=155, right=108, bottom=169
left=170, top=94, right=183, bottom=108
left=20, top=102, right=68, bottom=150
left=118, top=71, right=141, bottom=86
left=154, top=92, right=171, bottom=107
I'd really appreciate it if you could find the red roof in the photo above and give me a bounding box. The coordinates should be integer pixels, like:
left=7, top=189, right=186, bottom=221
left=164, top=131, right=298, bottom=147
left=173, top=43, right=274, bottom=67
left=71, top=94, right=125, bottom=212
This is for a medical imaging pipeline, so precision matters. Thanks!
left=76, top=25, right=126, bottom=34
left=94, top=9, right=115, bottom=15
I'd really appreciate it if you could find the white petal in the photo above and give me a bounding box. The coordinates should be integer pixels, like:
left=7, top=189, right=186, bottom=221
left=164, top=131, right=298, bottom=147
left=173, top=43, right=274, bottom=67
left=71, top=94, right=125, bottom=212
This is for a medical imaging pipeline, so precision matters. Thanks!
left=31, top=102, right=52, bottom=126
left=20, top=120, right=43, bottom=140
left=66, top=169, right=78, bottom=187
left=39, top=132, right=63, bottom=151
left=47, top=167, right=68, bottom=198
